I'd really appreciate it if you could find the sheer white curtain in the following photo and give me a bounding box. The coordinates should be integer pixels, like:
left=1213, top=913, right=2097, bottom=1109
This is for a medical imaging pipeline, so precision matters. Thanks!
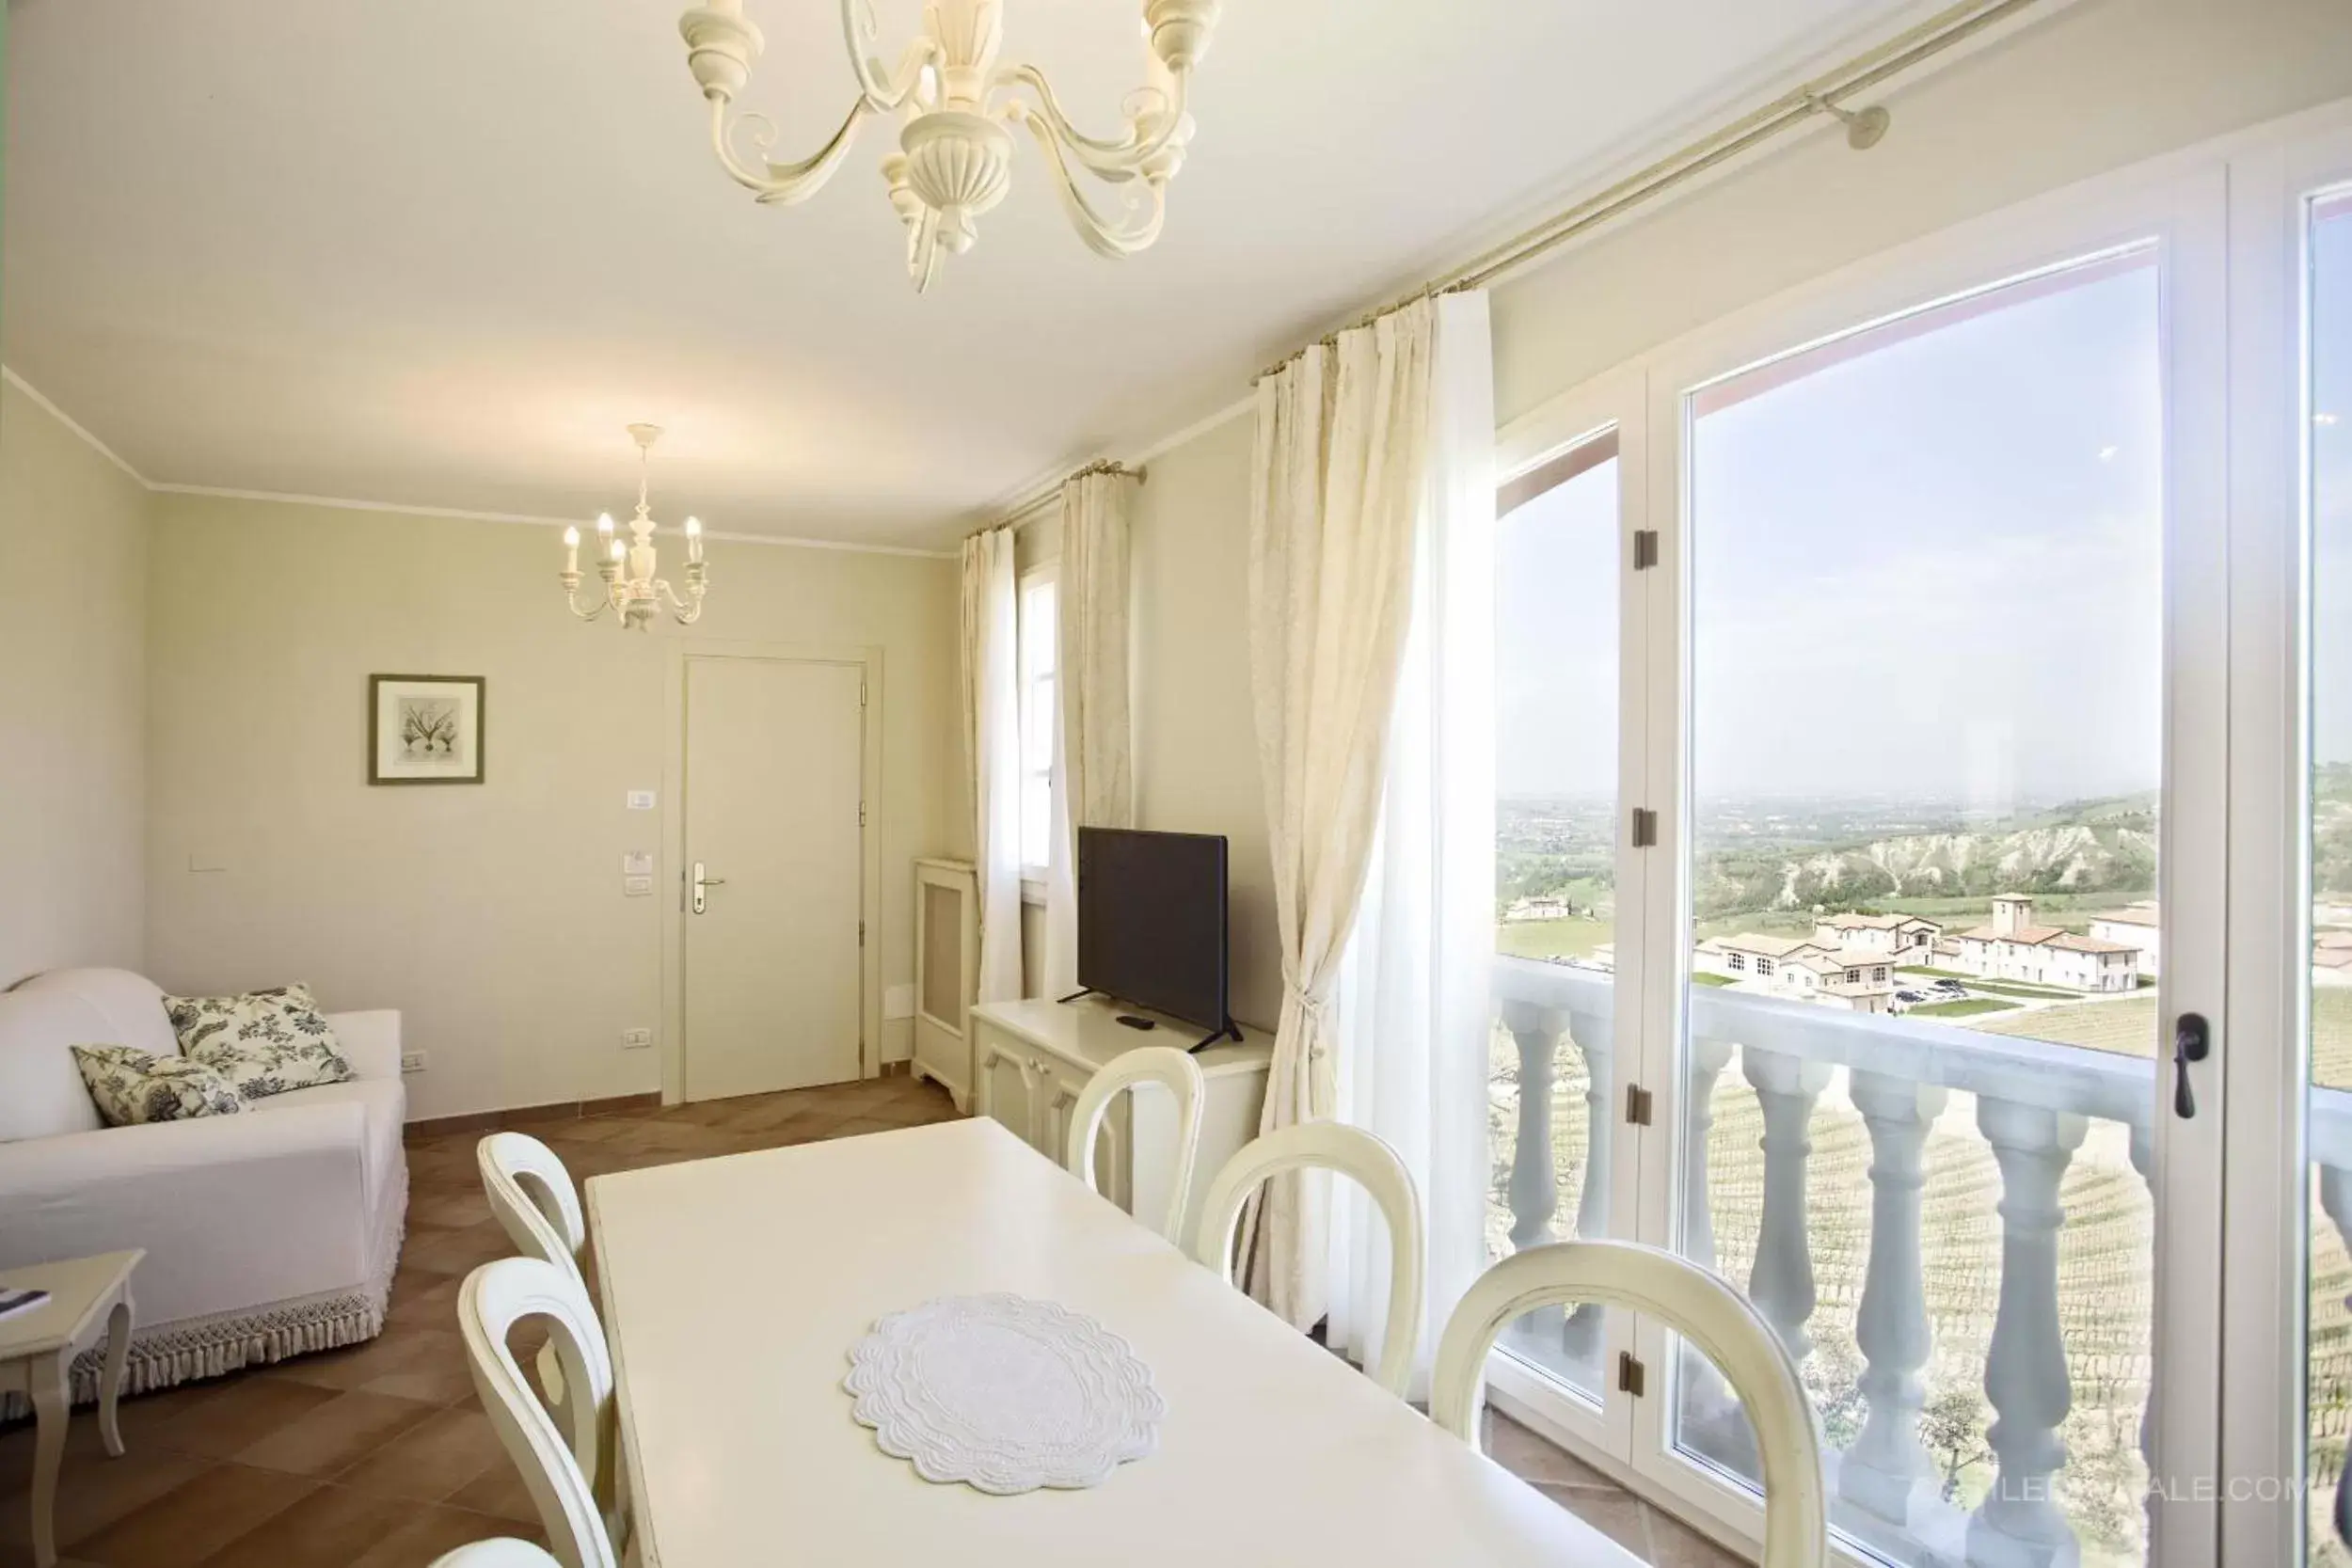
left=1043, top=468, right=1136, bottom=997
left=1246, top=298, right=1437, bottom=1327
left=1324, top=292, right=1495, bottom=1395
left=961, top=528, right=1025, bottom=1003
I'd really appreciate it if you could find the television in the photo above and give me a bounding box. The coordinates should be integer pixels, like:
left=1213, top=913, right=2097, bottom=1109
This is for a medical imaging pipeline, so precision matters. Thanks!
left=1075, top=827, right=1236, bottom=1046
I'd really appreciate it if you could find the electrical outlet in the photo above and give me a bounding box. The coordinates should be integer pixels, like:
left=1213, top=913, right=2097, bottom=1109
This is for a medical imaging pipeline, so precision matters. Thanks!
left=623, top=875, right=654, bottom=897
left=627, top=789, right=657, bottom=811
left=620, top=1028, right=654, bottom=1050
left=400, top=1052, right=427, bottom=1074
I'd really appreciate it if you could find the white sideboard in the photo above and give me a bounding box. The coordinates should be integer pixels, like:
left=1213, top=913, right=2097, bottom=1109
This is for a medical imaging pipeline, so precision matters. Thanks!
left=970, top=997, right=1273, bottom=1246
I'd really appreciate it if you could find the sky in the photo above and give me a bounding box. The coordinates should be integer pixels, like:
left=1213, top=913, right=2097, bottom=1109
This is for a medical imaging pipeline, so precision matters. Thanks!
left=1500, top=211, right=2352, bottom=809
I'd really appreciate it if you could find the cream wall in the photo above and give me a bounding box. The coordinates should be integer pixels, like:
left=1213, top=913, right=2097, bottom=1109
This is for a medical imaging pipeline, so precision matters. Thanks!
left=0, top=379, right=149, bottom=988
left=1105, top=0, right=2352, bottom=1028
left=144, top=493, right=962, bottom=1120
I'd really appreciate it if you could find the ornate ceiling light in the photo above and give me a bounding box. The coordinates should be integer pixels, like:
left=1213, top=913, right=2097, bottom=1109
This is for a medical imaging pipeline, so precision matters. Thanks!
left=677, top=0, right=1220, bottom=292
left=560, top=424, right=707, bottom=629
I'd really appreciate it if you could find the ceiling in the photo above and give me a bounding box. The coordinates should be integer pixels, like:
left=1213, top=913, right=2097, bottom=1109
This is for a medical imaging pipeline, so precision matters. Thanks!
left=5, top=0, right=1915, bottom=552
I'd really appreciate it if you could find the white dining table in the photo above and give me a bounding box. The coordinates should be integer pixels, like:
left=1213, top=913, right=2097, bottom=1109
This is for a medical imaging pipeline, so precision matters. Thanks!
left=584, top=1115, right=1641, bottom=1568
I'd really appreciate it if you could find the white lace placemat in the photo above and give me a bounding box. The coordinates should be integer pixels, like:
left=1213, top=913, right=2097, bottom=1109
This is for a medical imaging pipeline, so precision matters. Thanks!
left=845, top=1292, right=1165, bottom=1495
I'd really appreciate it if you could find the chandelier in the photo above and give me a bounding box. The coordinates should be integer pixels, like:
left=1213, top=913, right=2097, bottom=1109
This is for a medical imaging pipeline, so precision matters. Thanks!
left=560, top=424, right=707, bottom=629
left=677, top=0, right=1220, bottom=292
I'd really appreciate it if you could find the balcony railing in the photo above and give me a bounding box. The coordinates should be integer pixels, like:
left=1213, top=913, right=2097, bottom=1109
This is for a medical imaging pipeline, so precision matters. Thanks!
left=1491, top=955, right=2352, bottom=1568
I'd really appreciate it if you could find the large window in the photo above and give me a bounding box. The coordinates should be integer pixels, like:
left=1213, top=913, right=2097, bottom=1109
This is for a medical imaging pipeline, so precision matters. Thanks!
left=1018, top=568, right=1058, bottom=878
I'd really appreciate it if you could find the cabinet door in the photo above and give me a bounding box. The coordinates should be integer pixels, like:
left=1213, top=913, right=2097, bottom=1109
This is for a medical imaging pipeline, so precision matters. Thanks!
left=973, top=1028, right=1043, bottom=1151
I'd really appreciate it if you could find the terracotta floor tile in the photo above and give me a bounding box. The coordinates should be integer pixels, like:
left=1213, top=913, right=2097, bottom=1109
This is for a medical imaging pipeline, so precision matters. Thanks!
left=0, top=1449, right=214, bottom=1560
left=344, top=1503, right=534, bottom=1568
left=397, top=1222, right=510, bottom=1278
left=231, top=1392, right=438, bottom=1477
left=333, top=1407, right=507, bottom=1502
left=190, top=1482, right=424, bottom=1568
left=1488, top=1411, right=1619, bottom=1489
left=385, top=1273, right=464, bottom=1329
left=1645, top=1504, right=1753, bottom=1567
left=442, top=1459, right=538, bottom=1525
left=264, top=1320, right=447, bottom=1393
left=352, top=1333, right=478, bottom=1407
left=138, top=1377, right=342, bottom=1460
left=1538, top=1481, right=1653, bottom=1560
left=69, top=1463, right=315, bottom=1568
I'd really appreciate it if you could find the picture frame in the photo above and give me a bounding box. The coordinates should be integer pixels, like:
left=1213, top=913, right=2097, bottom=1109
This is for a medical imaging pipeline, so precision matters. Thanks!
left=369, top=674, right=485, bottom=785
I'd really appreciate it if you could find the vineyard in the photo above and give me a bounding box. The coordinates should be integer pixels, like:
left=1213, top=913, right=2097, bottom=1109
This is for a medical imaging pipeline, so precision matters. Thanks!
left=1486, top=993, right=2352, bottom=1566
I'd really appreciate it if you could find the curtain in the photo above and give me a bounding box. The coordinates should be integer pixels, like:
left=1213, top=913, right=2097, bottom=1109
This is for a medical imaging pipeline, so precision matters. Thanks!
left=1323, top=292, right=1495, bottom=1394
left=961, top=528, right=1025, bottom=1003
left=1043, top=468, right=1137, bottom=997
left=1245, top=296, right=1438, bottom=1328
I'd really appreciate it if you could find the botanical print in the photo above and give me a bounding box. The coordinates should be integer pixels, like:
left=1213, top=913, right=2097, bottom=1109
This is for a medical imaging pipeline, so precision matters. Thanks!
left=165, top=983, right=354, bottom=1101
left=72, top=1046, right=246, bottom=1126
left=400, top=696, right=462, bottom=758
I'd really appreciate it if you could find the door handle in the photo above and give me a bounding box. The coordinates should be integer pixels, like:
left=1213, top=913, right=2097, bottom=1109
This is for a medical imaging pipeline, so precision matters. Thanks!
left=691, top=862, right=726, bottom=915
left=2171, top=1011, right=2210, bottom=1118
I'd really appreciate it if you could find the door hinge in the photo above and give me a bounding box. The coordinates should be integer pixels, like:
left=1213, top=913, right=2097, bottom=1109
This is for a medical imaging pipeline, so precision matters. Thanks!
left=1617, top=1351, right=1646, bottom=1398
left=1632, top=530, right=1660, bottom=570
left=858, top=801, right=867, bottom=828
left=1630, top=808, right=1658, bottom=847
left=1625, top=1084, right=1653, bottom=1126
left=858, top=920, right=866, bottom=947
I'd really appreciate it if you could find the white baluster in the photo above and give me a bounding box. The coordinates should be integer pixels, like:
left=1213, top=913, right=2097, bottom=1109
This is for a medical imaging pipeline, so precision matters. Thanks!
left=1967, top=1097, right=2088, bottom=1568
left=1498, top=1003, right=1566, bottom=1361
left=1841, top=1070, right=1949, bottom=1528
left=1742, top=1046, right=1833, bottom=1363
left=1561, top=1008, right=1612, bottom=1360
left=2127, top=1119, right=2157, bottom=1558
left=1682, top=1035, right=1736, bottom=1270
left=2320, top=1163, right=2352, bottom=1553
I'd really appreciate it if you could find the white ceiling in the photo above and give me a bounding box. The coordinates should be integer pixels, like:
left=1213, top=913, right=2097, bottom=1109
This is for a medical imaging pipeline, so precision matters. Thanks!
left=5, top=0, right=1913, bottom=552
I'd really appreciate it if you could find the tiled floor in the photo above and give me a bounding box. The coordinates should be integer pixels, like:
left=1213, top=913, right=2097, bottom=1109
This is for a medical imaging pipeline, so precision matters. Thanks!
left=0, top=1075, right=1746, bottom=1568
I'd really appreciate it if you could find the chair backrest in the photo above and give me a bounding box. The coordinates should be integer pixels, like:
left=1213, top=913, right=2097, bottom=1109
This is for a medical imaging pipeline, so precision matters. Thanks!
left=1064, top=1045, right=1206, bottom=1242
left=458, top=1256, right=619, bottom=1568
left=430, top=1542, right=564, bottom=1568
left=1431, top=1240, right=1827, bottom=1568
left=479, top=1132, right=588, bottom=1287
left=1189, top=1121, right=1423, bottom=1397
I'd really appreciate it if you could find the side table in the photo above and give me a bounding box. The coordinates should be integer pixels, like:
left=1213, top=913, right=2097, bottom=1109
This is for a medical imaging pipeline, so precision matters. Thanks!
left=0, top=1249, right=142, bottom=1568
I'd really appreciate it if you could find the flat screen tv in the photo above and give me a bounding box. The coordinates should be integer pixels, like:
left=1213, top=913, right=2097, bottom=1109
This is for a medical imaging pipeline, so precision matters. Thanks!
left=1074, top=827, right=1236, bottom=1047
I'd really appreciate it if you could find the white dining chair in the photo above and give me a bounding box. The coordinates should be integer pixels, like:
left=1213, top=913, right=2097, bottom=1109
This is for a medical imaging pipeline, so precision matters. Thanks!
left=1064, top=1045, right=1207, bottom=1242
left=458, top=1256, right=622, bottom=1568
left=430, top=1542, right=564, bottom=1568
left=1431, top=1240, right=1827, bottom=1568
left=479, top=1132, right=588, bottom=1408
left=1189, top=1121, right=1423, bottom=1397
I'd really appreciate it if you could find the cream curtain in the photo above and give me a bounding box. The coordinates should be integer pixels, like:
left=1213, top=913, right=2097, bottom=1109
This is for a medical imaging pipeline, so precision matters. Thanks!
left=961, top=528, right=1025, bottom=1003
left=1043, top=468, right=1137, bottom=997
left=1246, top=296, right=1438, bottom=1327
left=1324, top=292, right=1495, bottom=1394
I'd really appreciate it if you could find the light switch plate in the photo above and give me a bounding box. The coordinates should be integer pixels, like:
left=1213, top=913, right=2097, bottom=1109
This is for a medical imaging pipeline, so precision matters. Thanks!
left=620, top=1028, right=654, bottom=1050
left=623, top=875, right=654, bottom=897
left=622, top=851, right=654, bottom=876
left=400, top=1052, right=427, bottom=1074
left=627, top=789, right=657, bottom=811
left=883, top=983, right=915, bottom=1021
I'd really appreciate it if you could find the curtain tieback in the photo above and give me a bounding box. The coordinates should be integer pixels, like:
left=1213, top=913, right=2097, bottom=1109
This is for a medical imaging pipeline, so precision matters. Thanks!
left=1286, top=980, right=1334, bottom=1062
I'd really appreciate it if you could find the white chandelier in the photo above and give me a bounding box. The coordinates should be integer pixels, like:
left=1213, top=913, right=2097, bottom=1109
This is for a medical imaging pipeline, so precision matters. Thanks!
left=560, top=424, right=708, bottom=630
left=677, top=0, right=1220, bottom=292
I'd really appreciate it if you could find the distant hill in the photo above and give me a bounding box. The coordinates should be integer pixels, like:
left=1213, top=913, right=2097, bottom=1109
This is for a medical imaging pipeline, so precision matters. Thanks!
left=1696, top=796, right=2157, bottom=917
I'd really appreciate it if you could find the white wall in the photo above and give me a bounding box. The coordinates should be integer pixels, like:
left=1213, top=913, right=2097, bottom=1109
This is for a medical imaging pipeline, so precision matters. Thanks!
left=0, top=378, right=149, bottom=988
left=144, top=493, right=963, bottom=1120
left=1109, top=0, right=2352, bottom=1026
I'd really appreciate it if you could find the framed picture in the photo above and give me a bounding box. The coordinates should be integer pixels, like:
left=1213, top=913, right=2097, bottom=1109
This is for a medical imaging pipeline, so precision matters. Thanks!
left=369, top=674, right=485, bottom=785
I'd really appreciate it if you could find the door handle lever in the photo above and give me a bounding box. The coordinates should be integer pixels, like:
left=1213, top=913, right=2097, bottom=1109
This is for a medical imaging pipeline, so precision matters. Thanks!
left=690, top=862, right=725, bottom=915
left=2171, top=1011, right=2210, bottom=1118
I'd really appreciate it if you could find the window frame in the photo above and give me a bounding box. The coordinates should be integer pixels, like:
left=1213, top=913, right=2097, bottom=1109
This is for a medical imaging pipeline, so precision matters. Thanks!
left=1015, top=562, right=1059, bottom=888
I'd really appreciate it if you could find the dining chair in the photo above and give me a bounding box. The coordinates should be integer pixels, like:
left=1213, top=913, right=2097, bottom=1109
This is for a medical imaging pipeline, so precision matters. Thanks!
left=1431, top=1239, right=1827, bottom=1568
left=479, top=1132, right=588, bottom=1408
left=1189, top=1121, right=1423, bottom=1397
left=430, top=1543, right=564, bottom=1568
left=1064, top=1045, right=1207, bottom=1242
left=458, top=1256, right=622, bottom=1568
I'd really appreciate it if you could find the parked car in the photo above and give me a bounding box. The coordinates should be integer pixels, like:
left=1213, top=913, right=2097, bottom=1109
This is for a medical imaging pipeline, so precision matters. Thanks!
left=1896, top=990, right=1929, bottom=1005
left=1932, top=978, right=1967, bottom=993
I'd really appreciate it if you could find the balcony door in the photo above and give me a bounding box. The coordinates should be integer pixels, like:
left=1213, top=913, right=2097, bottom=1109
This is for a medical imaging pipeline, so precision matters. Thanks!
left=1484, top=157, right=2234, bottom=1568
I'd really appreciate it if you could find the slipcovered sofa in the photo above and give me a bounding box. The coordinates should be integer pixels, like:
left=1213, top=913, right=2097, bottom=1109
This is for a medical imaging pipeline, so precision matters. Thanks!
left=0, top=968, right=407, bottom=1403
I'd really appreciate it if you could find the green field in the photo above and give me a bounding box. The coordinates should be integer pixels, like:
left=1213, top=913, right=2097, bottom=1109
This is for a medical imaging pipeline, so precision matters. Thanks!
left=1497, top=916, right=1613, bottom=962
left=1909, top=997, right=2020, bottom=1019
left=1898, top=966, right=2087, bottom=1000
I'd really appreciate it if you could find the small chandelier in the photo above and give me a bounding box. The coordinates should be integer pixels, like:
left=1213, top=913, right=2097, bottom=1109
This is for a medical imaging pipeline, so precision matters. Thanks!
left=677, top=0, right=1221, bottom=293
left=560, top=424, right=708, bottom=629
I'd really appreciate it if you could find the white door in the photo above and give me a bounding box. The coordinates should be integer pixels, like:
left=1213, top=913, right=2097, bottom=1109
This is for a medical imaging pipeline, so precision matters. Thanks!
left=681, top=655, right=866, bottom=1101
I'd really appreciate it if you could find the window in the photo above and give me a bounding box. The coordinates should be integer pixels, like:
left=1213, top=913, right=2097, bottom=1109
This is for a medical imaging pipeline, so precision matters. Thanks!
left=1017, top=568, right=1057, bottom=879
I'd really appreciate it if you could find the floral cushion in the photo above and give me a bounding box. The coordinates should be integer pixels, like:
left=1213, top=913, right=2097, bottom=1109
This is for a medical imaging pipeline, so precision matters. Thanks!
left=164, top=984, right=355, bottom=1102
left=72, top=1046, right=246, bottom=1126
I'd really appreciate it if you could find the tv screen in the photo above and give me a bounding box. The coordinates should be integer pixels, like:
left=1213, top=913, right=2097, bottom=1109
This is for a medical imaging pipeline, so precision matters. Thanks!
left=1076, top=828, right=1230, bottom=1036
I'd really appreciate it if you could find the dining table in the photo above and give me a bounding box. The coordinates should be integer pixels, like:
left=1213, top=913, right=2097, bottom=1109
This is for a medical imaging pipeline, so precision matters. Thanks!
left=583, top=1114, right=1643, bottom=1568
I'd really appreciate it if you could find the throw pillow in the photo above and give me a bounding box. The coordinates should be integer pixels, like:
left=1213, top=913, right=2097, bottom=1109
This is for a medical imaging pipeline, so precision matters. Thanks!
left=72, top=1046, right=245, bottom=1127
left=164, top=983, right=355, bottom=1102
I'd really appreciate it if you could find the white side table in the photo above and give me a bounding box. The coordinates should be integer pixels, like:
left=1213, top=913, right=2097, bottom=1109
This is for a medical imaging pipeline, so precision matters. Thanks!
left=0, top=1250, right=141, bottom=1568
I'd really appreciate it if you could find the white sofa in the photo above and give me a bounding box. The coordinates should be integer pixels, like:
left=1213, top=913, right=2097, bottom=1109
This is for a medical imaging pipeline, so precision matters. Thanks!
left=0, top=968, right=407, bottom=1404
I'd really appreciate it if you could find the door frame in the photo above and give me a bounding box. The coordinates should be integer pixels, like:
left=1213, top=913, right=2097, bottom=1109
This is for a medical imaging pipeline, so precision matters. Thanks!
left=659, top=638, right=885, bottom=1103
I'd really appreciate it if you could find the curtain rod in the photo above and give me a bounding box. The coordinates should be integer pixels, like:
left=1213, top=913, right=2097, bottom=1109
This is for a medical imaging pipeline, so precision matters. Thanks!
left=964, top=459, right=1145, bottom=541
left=1258, top=0, right=2044, bottom=380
